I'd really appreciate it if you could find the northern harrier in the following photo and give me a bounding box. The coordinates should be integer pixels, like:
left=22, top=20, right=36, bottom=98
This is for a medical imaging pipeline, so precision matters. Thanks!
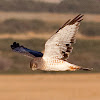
left=11, top=14, right=91, bottom=71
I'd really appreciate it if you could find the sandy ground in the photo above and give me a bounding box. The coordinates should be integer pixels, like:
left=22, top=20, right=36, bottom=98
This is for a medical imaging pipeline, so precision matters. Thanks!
left=0, top=74, right=100, bottom=100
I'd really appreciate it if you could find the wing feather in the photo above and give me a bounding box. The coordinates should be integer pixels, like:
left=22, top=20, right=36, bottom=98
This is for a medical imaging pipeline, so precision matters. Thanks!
left=11, top=42, right=43, bottom=58
left=43, top=14, right=83, bottom=61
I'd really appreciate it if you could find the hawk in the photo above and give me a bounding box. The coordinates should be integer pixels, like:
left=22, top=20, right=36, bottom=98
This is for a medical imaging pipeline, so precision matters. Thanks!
left=11, top=14, right=91, bottom=71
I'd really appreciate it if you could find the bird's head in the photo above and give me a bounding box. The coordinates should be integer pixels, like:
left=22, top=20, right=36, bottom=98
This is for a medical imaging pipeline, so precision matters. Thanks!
left=30, top=59, right=38, bottom=70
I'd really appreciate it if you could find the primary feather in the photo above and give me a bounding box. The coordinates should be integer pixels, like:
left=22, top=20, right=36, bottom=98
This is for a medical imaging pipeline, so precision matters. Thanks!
left=11, top=42, right=43, bottom=58
left=43, top=14, right=83, bottom=61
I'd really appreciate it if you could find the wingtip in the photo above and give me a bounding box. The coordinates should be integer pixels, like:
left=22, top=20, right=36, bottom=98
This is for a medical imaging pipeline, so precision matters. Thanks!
left=56, top=14, right=84, bottom=33
left=68, top=14, right=84, bottom=25
left=10, top=42, right=20, bottom=49
left=77, top=14, right=84, bottom=17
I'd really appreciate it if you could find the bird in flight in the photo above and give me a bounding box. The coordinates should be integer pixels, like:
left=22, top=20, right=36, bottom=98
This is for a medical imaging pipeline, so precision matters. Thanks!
left=11, top=14, right=91, bottom=71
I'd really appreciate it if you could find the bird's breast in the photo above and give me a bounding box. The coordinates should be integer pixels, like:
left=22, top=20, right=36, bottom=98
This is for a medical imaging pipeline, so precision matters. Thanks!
left=41, top=58, right=68, bottom=71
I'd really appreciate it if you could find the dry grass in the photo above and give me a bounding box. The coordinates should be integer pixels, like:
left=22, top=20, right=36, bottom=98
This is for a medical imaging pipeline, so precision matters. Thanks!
left=0, top=32, right=51, bottom=40
left=0, top=12, right=100, bottom=23
left=0, top=32, right=100, bottom=40
left=0, top=74, right=100, bottom=100
left=34, top=0, right=62, bottom=3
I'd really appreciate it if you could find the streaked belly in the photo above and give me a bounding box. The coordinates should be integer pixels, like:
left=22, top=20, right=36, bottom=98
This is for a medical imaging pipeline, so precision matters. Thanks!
left=42, top=59, right=69, bottom=71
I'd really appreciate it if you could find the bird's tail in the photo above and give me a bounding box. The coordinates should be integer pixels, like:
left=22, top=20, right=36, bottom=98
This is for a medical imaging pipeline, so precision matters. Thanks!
left=79, top=67, right=93, bottom=71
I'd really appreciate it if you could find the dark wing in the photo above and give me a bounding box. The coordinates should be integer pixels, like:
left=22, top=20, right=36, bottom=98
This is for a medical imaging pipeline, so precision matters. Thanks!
left=11, top=42, right=43, bottom=58
left=43, top=14, right=83, bottom=61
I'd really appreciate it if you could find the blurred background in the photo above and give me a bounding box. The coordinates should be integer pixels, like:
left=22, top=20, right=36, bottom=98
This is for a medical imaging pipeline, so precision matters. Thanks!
left=0, top=0, right=100, bottom=100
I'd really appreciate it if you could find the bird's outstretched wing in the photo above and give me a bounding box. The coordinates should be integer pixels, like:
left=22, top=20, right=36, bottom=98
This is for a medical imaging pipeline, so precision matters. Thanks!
left=11, top=42, right=43, bottom=58
left=43, top=14, right=83, bottom=61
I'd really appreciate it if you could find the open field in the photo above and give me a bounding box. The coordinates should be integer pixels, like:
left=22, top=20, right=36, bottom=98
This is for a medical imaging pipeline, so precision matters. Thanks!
left=0, top=12, right=100, bottom=23
left=0, top=74, right=100, bottom=100
left=0, top=12, right=99, bottom=36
